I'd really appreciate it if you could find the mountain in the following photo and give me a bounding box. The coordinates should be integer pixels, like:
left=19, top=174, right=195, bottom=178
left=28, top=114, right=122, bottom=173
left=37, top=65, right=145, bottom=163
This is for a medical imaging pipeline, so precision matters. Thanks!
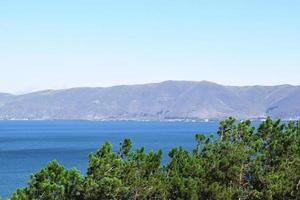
left=0, top=81, right=299, bottom=120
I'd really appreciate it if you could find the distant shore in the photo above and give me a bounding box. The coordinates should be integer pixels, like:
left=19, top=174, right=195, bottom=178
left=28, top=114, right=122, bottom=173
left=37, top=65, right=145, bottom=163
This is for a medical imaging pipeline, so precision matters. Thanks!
left=0, top=117, right=298, bottom=122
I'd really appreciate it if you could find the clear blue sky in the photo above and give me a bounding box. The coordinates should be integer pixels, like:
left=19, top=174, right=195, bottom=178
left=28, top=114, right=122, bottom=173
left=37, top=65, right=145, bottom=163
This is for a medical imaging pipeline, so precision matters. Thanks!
left=1, top=0, right=299, bottom=93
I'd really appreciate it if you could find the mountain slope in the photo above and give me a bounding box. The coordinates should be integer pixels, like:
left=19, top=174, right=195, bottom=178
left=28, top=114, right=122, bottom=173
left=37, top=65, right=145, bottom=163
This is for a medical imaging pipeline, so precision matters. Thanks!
left=0, top=81, right=299, bottom=120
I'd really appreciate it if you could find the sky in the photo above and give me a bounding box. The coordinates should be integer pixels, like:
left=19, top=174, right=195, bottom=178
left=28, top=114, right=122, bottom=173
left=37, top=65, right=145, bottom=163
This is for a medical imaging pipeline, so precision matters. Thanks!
left=0, top=0, right=300, bottom=94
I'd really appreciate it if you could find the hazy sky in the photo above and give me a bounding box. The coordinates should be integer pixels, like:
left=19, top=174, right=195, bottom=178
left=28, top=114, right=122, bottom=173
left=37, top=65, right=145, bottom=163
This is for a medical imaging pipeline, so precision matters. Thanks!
left=1, top=0, right=300, bottom=93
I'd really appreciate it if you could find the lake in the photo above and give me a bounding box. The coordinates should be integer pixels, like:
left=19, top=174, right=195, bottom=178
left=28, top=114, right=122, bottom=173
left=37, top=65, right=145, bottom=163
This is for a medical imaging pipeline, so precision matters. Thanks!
left=0, top=120, right=220, bottom=197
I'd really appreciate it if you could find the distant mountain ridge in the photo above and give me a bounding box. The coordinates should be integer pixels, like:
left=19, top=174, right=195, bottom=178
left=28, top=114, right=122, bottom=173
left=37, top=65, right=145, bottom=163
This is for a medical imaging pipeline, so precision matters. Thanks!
left=0, top=81, right=299, bottom=120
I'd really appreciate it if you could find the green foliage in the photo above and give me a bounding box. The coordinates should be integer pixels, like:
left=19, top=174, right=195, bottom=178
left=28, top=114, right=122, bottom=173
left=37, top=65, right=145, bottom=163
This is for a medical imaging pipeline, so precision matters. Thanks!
left=8, top=118, right=300, bottom=200
left=10, top=160, right=84, bottom=200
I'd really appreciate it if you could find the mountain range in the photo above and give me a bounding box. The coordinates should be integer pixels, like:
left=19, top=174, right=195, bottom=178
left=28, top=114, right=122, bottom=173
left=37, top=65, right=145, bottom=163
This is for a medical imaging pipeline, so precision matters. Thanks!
left=0, top=81, right=299, bottom=120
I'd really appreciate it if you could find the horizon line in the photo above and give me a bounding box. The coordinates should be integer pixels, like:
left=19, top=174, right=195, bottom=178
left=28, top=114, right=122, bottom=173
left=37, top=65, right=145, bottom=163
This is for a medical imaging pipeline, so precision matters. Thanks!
left=2, top=80, right=299, bottom=96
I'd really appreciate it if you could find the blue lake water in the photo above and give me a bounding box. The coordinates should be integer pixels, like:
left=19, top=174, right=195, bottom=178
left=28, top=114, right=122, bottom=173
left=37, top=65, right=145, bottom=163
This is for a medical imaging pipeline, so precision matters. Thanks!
left=0, top=120, right=220, bottom=197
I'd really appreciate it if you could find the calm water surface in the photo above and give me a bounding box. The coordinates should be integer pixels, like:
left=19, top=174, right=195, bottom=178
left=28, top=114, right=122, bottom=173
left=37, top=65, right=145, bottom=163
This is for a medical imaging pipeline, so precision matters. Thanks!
left=0, top=120, right=219, bottom=197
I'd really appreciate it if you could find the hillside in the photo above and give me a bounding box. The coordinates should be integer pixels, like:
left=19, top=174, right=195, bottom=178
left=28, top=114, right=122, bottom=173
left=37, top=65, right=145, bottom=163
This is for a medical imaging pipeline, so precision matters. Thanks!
left=0, top=81, right=299, bottom=120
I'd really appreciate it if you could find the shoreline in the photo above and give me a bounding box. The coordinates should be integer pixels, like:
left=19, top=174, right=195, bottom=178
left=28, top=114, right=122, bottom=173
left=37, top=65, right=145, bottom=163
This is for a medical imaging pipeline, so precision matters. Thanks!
left=0, top=117, right=298, bottom=122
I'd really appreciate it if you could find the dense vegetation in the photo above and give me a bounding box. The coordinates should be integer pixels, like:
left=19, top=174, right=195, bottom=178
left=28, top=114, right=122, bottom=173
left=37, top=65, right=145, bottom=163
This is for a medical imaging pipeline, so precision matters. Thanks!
left=4, top=117, right=300, bottom=200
